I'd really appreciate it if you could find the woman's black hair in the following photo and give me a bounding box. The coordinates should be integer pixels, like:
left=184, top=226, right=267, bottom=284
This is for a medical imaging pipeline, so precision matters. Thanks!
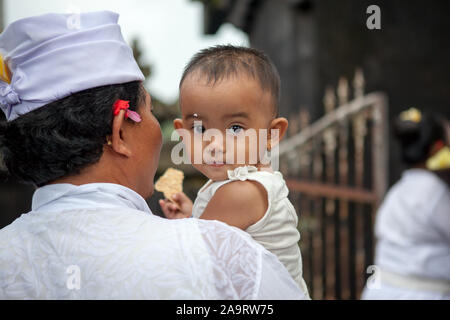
left=393, top=110, right=446, bottom=166
left=0, top=80, right=146, bottom=187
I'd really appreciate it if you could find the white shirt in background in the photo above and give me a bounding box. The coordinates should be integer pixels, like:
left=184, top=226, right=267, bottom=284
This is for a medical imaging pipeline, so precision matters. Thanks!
left=362, top=169, right=450, bottom=299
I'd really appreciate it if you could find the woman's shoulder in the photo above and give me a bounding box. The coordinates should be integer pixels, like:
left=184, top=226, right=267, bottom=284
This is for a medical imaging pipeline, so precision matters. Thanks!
left=376, top=169, right=449, bottom=236
left=400, top=169, right=447, bottom=190
left=391, top=169, right=448, bottom=206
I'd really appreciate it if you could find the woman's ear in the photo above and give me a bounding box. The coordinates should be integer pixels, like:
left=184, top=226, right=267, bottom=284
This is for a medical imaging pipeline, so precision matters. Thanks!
left=268, top=117, right=289, bottom=150
left=110, top=109, right=132, bottom=157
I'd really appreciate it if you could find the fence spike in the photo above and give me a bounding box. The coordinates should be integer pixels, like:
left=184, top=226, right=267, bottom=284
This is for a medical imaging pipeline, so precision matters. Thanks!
left=337, top=77, right=349, bottom=105
left=323, top=86, right=336, bottom=113
left=299, top=108, right=310, bottom=130
left=353, top=68, right=365, bottom=99
left=288, top=112, right=299, bottom=137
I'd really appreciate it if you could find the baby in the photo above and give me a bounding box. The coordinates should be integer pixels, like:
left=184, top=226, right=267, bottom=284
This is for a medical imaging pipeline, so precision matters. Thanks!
left=160, top=45, right=309, bottom=297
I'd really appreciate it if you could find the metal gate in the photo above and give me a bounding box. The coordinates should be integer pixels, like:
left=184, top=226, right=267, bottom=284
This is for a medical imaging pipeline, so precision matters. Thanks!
left=278, top=69, right=389, bottom=299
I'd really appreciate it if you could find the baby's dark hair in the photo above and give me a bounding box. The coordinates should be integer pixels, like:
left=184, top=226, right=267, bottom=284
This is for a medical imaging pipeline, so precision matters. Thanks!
left=393, top=108, right=446, bottom=166
left=180, top=45, right=280, bottom=116
left=0, top=81, right=145, bottom=187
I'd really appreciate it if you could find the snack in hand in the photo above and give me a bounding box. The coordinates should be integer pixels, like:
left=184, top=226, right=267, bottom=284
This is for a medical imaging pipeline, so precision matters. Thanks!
left=155, top=168, right=184, bottom=203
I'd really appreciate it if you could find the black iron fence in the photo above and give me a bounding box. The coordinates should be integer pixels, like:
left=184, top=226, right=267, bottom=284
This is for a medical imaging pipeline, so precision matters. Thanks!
left=279, top=69, right=389, bottom=299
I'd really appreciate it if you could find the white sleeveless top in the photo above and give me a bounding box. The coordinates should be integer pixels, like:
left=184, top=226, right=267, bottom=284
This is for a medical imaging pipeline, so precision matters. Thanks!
left=192, top=166, right=310, bottom=297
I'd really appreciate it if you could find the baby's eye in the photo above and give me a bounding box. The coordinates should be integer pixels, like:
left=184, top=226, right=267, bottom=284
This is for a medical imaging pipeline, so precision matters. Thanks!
left=192, top=124, right=205, bottom=134
left=228, top=124, right=244, bottom=135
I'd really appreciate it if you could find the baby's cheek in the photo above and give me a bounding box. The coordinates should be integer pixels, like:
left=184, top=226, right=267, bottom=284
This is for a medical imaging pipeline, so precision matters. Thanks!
left=185, top=137, right=206, bottom=165
left=256, top=135, right=269, bottom=161
left=227, top=136, right=260, bottom=165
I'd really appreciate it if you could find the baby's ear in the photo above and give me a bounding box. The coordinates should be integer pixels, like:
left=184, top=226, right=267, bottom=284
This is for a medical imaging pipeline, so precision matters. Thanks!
left=173, top=118, right=183, bottom=130
left=268, top=117, right=289, bottom=150
left=173, top=118, right=186, bottom=141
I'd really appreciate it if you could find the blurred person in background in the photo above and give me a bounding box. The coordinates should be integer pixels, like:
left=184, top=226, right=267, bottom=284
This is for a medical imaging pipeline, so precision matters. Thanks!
left=362, top=108, right=450, bottom=300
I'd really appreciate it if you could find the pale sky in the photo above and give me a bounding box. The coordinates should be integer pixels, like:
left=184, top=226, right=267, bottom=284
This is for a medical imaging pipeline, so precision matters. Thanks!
left=4, top=0, right=249, bottom=104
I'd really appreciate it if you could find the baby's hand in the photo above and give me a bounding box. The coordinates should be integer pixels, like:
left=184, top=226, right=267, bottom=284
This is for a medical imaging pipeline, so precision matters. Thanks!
left=159, top=192, right=193, bottom=219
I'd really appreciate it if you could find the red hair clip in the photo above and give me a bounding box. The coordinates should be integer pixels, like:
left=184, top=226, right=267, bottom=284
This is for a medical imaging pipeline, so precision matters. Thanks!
left=435, top=140, right=445, bottom=150
left=113, top=99, right=142, bottom=122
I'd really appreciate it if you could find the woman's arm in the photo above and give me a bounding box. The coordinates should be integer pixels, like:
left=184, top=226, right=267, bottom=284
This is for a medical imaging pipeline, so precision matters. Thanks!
left=431, top=188, right=450, bottom=243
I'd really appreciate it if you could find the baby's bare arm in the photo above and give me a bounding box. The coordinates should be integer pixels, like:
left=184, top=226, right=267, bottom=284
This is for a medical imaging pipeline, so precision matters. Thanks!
left=200, top=180, right=268, bottom=230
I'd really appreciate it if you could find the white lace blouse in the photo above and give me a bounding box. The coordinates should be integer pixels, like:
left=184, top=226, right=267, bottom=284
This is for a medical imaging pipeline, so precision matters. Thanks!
left=0, top=183, right=306, bottom=300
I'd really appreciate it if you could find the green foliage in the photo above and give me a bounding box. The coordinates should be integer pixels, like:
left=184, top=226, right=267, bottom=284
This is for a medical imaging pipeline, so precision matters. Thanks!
left=131, top=38, right=152, bottom=79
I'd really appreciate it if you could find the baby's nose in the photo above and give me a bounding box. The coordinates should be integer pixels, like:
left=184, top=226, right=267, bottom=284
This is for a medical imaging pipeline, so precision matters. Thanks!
left=205, top=136, right=225, bottom=156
